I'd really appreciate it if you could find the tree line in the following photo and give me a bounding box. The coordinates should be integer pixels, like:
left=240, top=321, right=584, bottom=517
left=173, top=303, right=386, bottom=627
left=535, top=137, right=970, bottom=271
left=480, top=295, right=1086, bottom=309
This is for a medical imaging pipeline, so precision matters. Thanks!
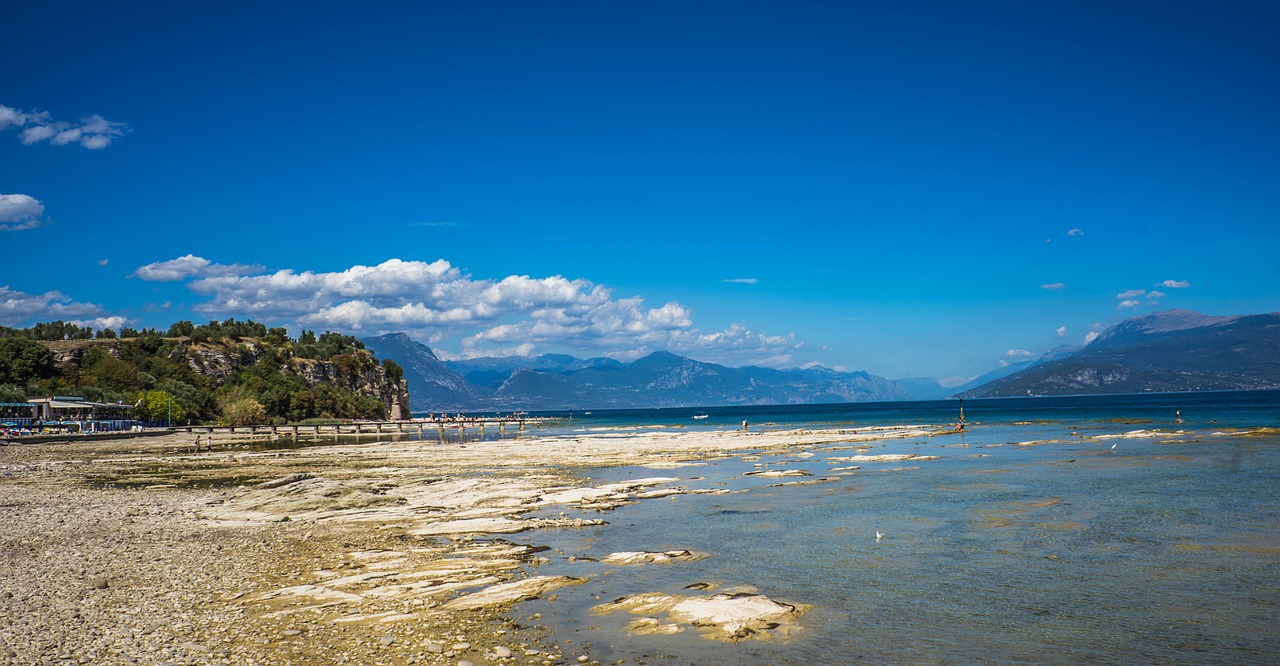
left=0, top=319, right=404, bottom=426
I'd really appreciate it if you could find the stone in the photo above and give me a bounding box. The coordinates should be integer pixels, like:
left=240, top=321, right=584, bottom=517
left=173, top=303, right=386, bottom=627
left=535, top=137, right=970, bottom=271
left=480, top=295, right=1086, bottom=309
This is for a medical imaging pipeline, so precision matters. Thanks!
left=379, top=634, right=395, bottom=646
left=493, top=646, right=512, bottom=658
left=90, top=577, right=109, bottom=590
left=424, top=641, right=444, bottom=654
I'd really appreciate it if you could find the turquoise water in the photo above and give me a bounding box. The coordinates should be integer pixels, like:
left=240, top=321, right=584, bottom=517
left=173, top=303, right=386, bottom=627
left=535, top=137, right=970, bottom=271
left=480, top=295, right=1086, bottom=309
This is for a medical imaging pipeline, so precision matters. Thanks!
left=505, top=391, right=1280, bottom=664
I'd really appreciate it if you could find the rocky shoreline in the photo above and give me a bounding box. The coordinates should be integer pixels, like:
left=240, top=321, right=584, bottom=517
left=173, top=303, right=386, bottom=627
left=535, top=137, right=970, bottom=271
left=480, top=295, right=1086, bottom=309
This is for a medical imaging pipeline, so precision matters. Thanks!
left=1, top=424, right=931, bottom=664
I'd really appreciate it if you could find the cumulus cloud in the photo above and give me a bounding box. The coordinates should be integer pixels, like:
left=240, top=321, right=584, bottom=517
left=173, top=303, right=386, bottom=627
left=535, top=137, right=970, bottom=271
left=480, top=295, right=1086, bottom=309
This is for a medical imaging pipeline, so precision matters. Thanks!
left=1056, top=326, right=1067, bottom=337
left=72, top=315, right=133, bottom=331
left=1116, top=289, right=1146, bottom=299
left=1068, top=228, right=1084, bottom=237
left=1117, top=299, right=1142, bottom=309
left=1040, top=282, right=1065, bottom=290
left=1147, top=290, right=1165, bottom=300
left=1158, top=279, right=1190, bottom=288
left=723, top=278, right=759, bottom=285
left=1082, top=322, right=1106, bottom=344
left=98, top=259, right=109, bottom=266
left=156, top=257, right=804, bottom=367
left=0, top=103, right=127, bottom=149
left=0, top=193, right=49, bottom=231
left=0, top=285, right=107, bottom=327
left=132, top=255, right=267, bottom=282
left=1005, top=349, right=1035, bottom=359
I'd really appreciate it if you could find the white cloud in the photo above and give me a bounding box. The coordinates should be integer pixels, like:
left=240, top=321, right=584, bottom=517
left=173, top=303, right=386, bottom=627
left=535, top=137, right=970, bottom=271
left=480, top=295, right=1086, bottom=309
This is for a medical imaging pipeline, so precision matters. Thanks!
left=1083, top=322, right=1105, bottom=345
left=1056, top=326, right=1067, bottom=337
left=162, top=257, right=804, bottom=367
left=1147, top=290, right=1165, bottom=300
left=723, top=278, right=759, bottom=285
left=1005, top=349, right=1035, bottom=359
left=72, top=315, right=133, bottom=331
left=1116, top=289, right=1146, bottom=299
left=1040, top=282, right=1065, bottom=290
left=0, top=285, right=108, bottom=327
left=1117, top=299, right=1142, bottom=309
left=98, top=259, right=109, bottom=266
left=1068, top=228, right=1084, bottom=237
left=1158, top=279, right=1190, bottom=288
left=1, top=104, right=127, bottom=149
left=0, top=193, right=49, bottom=231
left=132, top=254, right=267, bottom=282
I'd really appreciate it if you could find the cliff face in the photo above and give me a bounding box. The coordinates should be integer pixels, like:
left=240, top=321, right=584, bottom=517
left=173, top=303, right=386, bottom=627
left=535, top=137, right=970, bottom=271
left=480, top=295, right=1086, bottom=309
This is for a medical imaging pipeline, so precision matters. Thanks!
left=287, top=356, right=410, bottom=420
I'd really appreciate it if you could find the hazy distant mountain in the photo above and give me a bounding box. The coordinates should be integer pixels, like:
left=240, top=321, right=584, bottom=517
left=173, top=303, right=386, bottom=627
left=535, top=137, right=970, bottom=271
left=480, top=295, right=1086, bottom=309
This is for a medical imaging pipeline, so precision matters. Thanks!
left=485, top=351, right=908, bottom=410
left=360, top=333, right=480, bottom=411
left=893, top=377, right=951, bottom=401
left=366, top=335, right=907, bottom=411
left=446, top=354, right=621, bottom=391
left=960, top=310, right=1280, bottom=397
left=947, top=344, right=1080, bottom=396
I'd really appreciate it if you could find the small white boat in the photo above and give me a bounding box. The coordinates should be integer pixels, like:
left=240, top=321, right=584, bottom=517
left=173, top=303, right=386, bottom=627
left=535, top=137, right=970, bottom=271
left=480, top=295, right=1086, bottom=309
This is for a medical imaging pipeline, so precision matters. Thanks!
left=692, top=414, right=709, bottom=420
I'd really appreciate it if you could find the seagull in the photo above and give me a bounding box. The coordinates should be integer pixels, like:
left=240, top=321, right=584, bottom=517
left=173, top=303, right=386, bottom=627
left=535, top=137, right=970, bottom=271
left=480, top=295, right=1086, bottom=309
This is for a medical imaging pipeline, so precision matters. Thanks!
left=875, top=531, right=884, bottom=542
left=1111, top=443, right=1117, bottom=450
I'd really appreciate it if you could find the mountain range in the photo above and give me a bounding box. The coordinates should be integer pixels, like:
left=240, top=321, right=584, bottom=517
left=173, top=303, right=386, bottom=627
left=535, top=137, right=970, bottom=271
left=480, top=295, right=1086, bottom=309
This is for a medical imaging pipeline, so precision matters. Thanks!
left=360, top=333, right=907, bottom=411
left=959, top=310, right=1280, bottom=397
left=363, top=309, right=1280, bottom=411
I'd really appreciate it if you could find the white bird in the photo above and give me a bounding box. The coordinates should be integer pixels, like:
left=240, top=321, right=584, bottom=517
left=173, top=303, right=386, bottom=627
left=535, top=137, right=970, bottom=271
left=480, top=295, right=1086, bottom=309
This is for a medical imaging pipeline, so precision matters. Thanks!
left=1111, top=443, right=1117, bottom=450
left=875, top=531, right=884, bottom=542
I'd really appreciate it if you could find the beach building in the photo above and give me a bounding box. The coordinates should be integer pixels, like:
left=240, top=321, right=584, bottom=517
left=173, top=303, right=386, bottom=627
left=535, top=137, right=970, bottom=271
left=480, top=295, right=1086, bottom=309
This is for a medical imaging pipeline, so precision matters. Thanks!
left=10, top=396, right=138, bottom=432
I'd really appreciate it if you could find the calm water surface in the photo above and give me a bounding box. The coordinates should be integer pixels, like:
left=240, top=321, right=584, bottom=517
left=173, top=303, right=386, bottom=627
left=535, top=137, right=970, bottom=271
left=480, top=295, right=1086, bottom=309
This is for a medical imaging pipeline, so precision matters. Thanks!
left=498, top=392, right=1279, bottom=664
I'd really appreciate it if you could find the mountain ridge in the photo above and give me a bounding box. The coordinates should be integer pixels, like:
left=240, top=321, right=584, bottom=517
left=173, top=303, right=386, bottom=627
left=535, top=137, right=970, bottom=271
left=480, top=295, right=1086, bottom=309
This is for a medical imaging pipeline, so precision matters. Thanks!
left=960, top=310, right=1280, bottom=397
left=361, top=334, right=907, bottom=411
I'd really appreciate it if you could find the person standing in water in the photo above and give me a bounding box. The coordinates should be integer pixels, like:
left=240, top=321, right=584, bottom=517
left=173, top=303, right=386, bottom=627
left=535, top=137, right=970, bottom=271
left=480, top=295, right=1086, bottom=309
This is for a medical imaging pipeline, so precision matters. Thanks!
left=742, top=419, right=748, bottom=432
left=1176, top=409, right=1183, bottom=424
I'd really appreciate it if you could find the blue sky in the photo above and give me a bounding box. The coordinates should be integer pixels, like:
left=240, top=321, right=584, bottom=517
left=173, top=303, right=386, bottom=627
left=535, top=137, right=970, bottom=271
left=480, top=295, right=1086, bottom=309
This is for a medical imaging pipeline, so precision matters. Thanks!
left=2, top=1, right=1277, bottom=383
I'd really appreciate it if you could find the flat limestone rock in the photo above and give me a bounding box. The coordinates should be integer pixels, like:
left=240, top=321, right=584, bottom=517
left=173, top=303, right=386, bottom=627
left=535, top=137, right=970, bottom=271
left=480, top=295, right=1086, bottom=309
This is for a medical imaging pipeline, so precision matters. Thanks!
left=406, top=516, right=604, bottom=536
left=442, top=575, right=586, bottom=611
left=825, top=453, right=940, bottom=463
left=594, top=591, right=808, bottom=642
left=743, top=469, right=812, bottom=478
left=600, top=550, right=708, bottom=565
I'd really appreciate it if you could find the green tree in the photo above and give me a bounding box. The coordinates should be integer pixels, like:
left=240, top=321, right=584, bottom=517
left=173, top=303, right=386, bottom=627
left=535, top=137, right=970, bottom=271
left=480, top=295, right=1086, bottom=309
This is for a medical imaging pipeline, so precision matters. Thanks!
left=0, top=338, right=55, bottom=384
left=167, top=321, right=195, bottom=337
left=382, top=358, right=404, bottom=384
left=134, top=389, right=186, bottom=424
left=217, top=385, right=266, bottom=425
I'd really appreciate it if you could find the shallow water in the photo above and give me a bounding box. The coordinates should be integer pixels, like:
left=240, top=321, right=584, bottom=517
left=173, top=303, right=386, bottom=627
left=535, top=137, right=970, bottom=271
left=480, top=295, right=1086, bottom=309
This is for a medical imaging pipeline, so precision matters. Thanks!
left=505, top=392, right=1280, bottom=664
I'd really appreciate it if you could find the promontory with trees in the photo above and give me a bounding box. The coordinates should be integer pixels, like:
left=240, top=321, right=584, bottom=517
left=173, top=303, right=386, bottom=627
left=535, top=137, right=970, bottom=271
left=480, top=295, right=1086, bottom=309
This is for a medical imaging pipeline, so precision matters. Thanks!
left=0, top=319, right=410, bottom=425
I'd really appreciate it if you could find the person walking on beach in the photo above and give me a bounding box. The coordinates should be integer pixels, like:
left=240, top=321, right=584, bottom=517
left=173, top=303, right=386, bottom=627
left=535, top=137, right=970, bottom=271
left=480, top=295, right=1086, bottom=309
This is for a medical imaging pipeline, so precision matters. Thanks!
left=742, top=419, right=748, bottom=432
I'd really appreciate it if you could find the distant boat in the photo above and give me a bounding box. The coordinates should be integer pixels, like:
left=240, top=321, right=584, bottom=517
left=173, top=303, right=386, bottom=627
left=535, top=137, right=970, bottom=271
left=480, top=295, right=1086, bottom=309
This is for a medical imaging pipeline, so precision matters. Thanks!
left=692, top=414, right=709, bottom=420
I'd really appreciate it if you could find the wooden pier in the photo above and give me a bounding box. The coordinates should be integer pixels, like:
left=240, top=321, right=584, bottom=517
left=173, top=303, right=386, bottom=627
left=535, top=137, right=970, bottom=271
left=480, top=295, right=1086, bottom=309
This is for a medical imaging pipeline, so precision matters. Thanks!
left=174, top=418, right=549, bottom=441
